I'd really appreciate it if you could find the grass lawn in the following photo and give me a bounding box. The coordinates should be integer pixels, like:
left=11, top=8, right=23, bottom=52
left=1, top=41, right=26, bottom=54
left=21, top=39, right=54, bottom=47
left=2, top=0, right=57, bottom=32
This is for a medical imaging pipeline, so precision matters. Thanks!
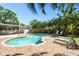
left=73, top=35, right=79, bottom=44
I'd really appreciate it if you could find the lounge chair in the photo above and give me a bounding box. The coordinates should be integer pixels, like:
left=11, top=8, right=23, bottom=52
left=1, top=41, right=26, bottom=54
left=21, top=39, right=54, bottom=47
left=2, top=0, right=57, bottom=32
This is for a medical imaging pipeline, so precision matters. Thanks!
left=59, top=31, right=63, bottom=36
left=53, top=31, right=59, bottom=37
left=53, top=31, right=64, bottom=37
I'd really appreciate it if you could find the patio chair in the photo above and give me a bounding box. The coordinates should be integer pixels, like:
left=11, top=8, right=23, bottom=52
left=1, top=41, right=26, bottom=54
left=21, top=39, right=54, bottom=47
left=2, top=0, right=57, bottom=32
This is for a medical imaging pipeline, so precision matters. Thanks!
left=53, top=31, right=59, bottom=37
left=59, top=31, right=63, bottom=36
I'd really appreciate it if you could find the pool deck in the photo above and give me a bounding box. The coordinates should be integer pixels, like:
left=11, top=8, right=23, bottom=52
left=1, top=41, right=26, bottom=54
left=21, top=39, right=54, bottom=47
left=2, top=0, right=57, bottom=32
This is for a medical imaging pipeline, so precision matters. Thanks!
left=0, top=34, right=79, bottom=56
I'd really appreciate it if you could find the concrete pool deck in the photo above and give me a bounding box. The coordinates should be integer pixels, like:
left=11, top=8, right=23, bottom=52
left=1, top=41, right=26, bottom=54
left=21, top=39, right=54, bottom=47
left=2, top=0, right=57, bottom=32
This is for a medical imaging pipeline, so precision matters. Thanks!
left=0, top=35, right=79, bottom=56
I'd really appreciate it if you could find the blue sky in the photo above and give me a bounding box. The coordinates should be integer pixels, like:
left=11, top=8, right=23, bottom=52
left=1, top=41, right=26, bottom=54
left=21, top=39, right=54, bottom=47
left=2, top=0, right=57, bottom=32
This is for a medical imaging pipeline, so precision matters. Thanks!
left=0, top=3, right=79, bottom=25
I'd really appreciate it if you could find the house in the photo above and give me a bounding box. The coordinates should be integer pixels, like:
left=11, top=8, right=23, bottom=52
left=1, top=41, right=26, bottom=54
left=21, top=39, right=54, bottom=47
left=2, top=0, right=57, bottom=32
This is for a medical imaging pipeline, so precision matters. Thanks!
left=0, top=23, right=25, bottom=35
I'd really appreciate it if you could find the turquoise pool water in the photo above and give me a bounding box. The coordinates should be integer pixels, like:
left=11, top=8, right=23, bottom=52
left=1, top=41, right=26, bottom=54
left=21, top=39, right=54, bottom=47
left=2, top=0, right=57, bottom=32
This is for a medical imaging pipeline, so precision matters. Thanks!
left=4, top=33, right=48, bottom=46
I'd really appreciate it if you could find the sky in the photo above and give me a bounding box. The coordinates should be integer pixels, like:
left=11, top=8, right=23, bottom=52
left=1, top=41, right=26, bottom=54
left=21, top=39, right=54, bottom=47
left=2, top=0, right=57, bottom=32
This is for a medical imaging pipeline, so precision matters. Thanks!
left=0, top=3, right=79, bottom=25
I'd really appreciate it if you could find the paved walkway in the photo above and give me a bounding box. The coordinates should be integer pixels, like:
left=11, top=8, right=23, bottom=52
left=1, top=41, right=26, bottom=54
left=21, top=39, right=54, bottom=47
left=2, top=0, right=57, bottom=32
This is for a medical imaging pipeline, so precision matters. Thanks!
left=0, top=36, right=79, bottom=56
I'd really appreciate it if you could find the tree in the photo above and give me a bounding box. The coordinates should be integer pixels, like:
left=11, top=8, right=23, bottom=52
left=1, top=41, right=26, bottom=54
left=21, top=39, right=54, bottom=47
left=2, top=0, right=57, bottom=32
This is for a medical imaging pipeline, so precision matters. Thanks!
left=0, top=5, right=5, bottom=23
left=0, top=5, right=19, bottom=25
left=28, top=3, right=79, bottom=35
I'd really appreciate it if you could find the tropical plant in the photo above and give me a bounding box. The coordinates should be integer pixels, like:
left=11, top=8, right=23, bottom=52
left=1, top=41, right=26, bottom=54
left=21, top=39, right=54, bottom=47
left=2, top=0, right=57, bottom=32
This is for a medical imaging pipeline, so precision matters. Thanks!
left=26, top=3, right=79, bottom=35
left=30, top=11, right=79, bottom=35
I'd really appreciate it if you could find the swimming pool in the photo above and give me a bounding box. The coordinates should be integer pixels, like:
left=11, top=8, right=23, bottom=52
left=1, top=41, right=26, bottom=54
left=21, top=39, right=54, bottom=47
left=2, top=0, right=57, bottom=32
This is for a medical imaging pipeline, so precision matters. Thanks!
left=3, top=33, right=48, bottom=47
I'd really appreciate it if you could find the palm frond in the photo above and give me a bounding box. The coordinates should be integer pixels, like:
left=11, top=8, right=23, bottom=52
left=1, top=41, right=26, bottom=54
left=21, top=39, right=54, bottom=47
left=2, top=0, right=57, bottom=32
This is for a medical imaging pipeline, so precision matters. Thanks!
left=27, top=3, right=37, bottom=14
left=38, top=3, right=46, bottom=15
left=51, top=3, right=58, bottom=10
left=60, top=4, right=65, bottom=13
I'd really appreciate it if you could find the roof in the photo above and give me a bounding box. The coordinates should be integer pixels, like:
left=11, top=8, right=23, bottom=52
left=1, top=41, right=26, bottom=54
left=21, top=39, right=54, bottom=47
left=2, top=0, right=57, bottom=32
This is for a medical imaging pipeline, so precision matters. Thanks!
left=0, top=23, right=19, bottom=27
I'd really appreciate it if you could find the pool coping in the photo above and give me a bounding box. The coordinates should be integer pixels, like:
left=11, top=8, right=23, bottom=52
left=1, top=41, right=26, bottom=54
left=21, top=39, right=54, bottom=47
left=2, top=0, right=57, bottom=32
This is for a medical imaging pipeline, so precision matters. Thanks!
left=1, top=35, right=46, bottom=47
